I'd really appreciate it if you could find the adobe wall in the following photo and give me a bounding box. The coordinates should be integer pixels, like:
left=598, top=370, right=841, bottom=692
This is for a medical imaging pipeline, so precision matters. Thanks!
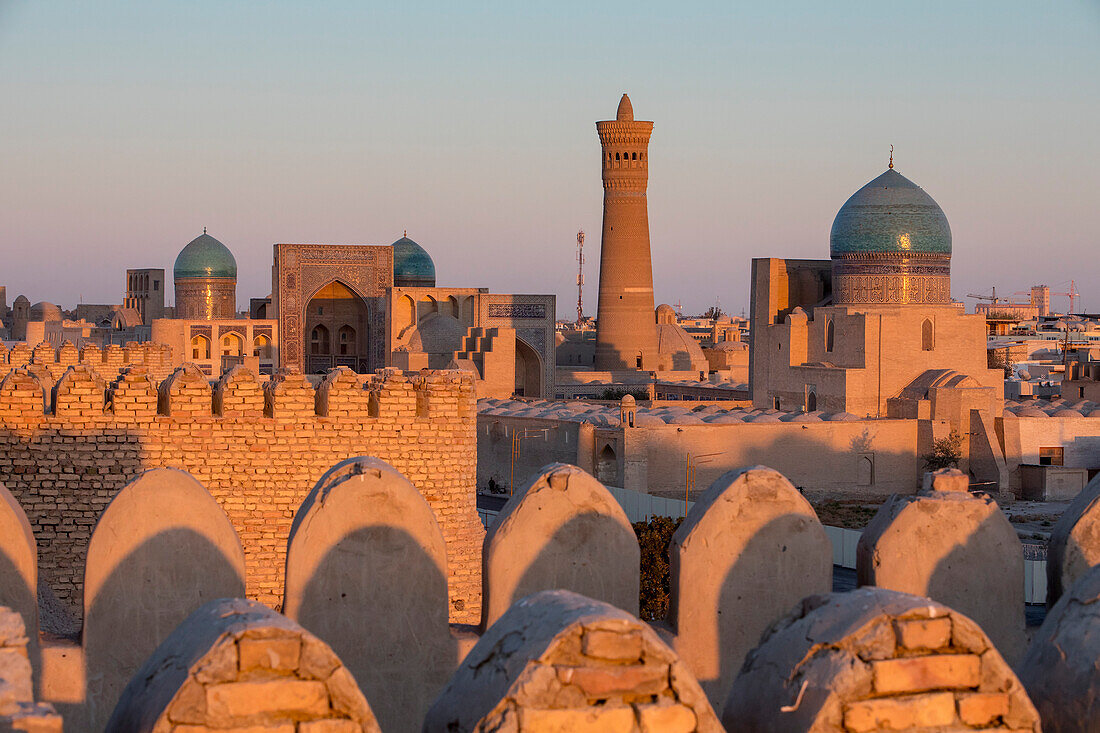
left=478, top=413, right=920, bottom=496
left=1000, top=415, right=1100, bottom=490
left=0, top=365, right=482, bottom=622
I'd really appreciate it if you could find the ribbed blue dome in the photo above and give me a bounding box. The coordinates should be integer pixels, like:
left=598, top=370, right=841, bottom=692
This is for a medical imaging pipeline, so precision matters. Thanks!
left=174, top=233, right=237, bottom=279
left=830, top=169, right=951, bottom=257
left=392, top=236, right=436, bottom=287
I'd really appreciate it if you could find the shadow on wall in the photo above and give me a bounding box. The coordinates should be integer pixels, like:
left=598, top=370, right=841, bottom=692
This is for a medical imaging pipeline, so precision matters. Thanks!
left=295, top=526, right=454, bottom=733
left=927, top=512, right=1026, bottom=664
left=0, top=427, right=148, bottom=618
left=514, top=511, right=635, bottom=616
left=712, top=513, right=831, bottom=705
left=78, top=528, right=246, bottom=732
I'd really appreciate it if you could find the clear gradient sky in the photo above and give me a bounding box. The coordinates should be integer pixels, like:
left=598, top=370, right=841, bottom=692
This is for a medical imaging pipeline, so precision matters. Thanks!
left=2, top=1, right=1098, bottom=317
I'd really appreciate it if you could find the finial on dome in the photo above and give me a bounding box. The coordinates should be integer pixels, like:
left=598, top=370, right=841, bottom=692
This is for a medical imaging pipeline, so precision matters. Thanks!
left=203, top=226, right=207, bottom=234
left=888, top=145, right=894, bottom=170
left=616, top=93, right=634, bottom=121
left=404, top=229, right=407, bottom=237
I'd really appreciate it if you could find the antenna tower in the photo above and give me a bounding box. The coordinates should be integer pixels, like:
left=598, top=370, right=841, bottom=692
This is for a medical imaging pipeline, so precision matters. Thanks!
left=576, top=230, right=585, bottom=327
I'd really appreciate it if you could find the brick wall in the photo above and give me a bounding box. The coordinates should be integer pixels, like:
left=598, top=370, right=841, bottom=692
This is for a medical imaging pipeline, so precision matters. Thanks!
left=2, top=340, right=176, bottom=387
left=0, top=365, right=483, bottom=623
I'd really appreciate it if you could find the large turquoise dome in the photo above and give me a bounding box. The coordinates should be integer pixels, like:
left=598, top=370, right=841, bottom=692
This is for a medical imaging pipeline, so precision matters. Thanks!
left=829, top=169, right=951, bottom=257
left=173, top=232, right=237, bottom=279
left=392, top=235, right=436, bottom=287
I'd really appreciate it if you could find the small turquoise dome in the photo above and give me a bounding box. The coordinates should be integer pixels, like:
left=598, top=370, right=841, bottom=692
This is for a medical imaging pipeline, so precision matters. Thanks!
left=392, top=235, right=436, bottom=287
left=830, top=168, right=951, bottom=257
left=174, top=232, right=237, bottom=279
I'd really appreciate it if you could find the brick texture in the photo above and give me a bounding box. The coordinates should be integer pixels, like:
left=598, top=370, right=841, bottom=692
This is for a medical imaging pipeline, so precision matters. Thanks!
left=0, top=364, right=483, bottom=623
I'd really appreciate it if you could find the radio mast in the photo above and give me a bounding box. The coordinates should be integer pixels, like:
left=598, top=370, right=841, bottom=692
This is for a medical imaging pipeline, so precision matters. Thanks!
left=576, top=230, right=585, bottom=327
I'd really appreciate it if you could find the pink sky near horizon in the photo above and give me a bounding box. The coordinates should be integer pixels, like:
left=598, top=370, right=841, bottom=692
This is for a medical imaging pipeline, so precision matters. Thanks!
left=2, top=1, right=1098, bottom=317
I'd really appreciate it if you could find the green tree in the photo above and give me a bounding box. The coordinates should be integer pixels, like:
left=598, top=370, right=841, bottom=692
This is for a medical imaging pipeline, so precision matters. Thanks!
left=922, top=430, right=963, bottom=471
left=632, top=515, right=683, bottom=621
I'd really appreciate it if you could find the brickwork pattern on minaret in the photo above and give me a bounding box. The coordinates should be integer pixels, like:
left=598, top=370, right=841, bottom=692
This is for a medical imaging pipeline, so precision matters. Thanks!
left=594, top=94, right=660, bottom=371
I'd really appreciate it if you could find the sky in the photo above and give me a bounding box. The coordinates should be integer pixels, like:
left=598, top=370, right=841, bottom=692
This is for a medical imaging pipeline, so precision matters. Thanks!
left=2, top=1, right=1099, bottom=318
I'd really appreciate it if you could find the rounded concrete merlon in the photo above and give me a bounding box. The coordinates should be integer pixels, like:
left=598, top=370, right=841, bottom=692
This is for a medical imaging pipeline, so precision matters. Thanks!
left=0, top=368, right=47, bottom=416
left=105, top=597, right=381, bottom=733
left=283, top=456, right=451, bottom=732
left=669, top=466, right=832, bottom=708
left=1046, top=475, right=1100, bottom=607
left=1019, top=564, right=1100, bottom=733
left=81, top=467, right=247, bottom=732
left=856, top=483, right=1026, bottom=665
left=84, top=467, right=247, bottom=618
left=156, top=364, right=212, bottom=417
left=0, top=485, right=37, bottom=685
left=0, top=607, right=33, bottom=708
left=722, top=588, right=1039, bottom=732
left=52, top=365, right=107, bottom=417
left=425, top=589, right=723, bottom=732
left=480, top=464, right=640, bottom=629
left=284, top=456, right=448, bottom=619
left=921, top=467, right=969, bottom=494
left=213, top=365, right=263, bottom=418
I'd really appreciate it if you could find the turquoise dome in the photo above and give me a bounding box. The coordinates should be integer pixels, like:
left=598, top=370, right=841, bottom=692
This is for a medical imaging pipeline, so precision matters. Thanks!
left=830, top=169, right=951, bottom=257
left=392, top=236, right=436, bottom=287
left=174, top=232, right=237, bottom=279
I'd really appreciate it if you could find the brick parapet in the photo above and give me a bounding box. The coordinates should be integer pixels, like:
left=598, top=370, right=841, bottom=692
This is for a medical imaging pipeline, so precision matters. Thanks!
left=3, top=340, right=175, bottom=385
left=0, top=366, right=482, bottom=623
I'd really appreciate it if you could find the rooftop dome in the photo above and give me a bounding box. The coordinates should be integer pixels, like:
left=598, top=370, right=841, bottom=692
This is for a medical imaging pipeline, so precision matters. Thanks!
left=174, top=232, right=237, bottom=279
left=830, top=168, right=951, bottom=258
left=392, top=235, right=436, bottom=288
left=29, top=302, right=63, bottom=322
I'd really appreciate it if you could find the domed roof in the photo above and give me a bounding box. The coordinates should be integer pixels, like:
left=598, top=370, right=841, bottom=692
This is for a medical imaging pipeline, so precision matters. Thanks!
left=30, top=302, right=62, bottom=321
left=655, top=303, right=677, bottom=324
left=392, top=235, right=436, bottom=288
left=830, top=168, right=951, bottom=257
left=174, top=232, right=237, bottom=279
left=656, top=322, right=707, bottom=371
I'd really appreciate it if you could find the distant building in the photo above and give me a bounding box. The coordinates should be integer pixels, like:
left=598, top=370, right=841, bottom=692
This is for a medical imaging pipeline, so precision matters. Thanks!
left=173, top=231, right=237, bottom=320
left=124, top=268, right=166, bottom=324
left=751, top=164, right=1002, bottom=420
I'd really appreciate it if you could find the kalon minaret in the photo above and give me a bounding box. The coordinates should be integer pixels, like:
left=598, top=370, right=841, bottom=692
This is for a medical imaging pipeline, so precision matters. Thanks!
left=595, top=93, right=659, bottom=371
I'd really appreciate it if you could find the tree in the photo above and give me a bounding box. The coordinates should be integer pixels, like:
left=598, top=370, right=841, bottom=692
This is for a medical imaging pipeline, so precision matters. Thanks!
left=703, top=306, right=722, bottom=320
left=922, top=430, right=963, bottom=471
left=632, top=515, right=683, bottom=621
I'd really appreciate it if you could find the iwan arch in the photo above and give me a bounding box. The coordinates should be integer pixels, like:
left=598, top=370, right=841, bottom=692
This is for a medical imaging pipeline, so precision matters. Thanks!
left=272, top=238, right=555, bottom=398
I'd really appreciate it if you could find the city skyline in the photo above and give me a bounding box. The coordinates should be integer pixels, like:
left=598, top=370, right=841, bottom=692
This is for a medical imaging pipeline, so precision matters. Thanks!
left=2, top=1, right=1098, bottom=317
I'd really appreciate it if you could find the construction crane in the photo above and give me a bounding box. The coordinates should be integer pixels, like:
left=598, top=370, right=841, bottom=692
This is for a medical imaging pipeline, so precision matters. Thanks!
left=575, top=230, right=585, bottom=327
left=1052, top=280, right=1079, bottom=314
left=966, top=287, right=1003, bottom=306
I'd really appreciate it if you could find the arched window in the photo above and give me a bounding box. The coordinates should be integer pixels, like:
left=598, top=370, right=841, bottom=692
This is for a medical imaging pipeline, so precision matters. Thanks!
left=922, top=319, right=934, bottom=351
left=807, top=391, right=817, bottom=412
left=190, top=335, right=210, bottom=360
left=596, top=445, right=617, bottom=485
left=825, top=319, right=835, bottom=352
left=337, top=325, right=356, bottom=356
left=615, top=152, right=621, bottom=161
left=310, top=325, right=330, bottom=355
left=221, top=333, right=243, bottom=357
left=632, top=152, right=637, bottom=160
left=253, top=334, right=271, bottom=358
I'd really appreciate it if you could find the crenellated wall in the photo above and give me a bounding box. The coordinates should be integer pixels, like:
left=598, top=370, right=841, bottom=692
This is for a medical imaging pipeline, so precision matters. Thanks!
left=0, top=364, right=482, bottom=621
left=1, top=339, right=176, bottom=386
